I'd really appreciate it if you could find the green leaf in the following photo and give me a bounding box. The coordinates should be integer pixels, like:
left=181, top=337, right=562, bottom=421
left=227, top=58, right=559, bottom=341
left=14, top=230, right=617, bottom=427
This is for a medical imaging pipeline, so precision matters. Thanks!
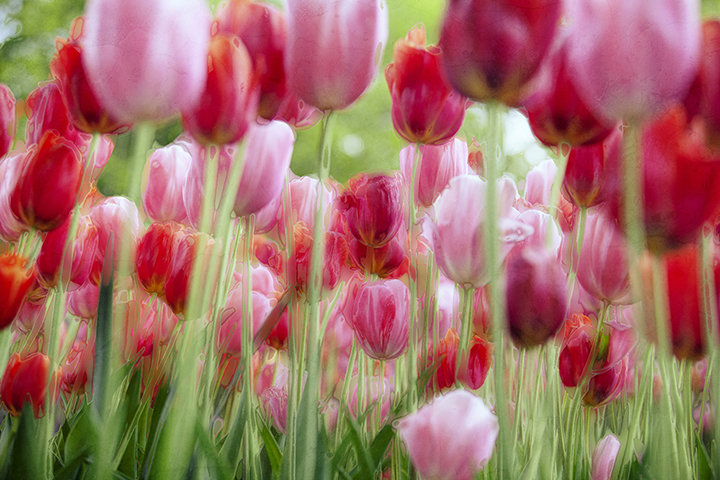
left=93, top=233, right=115, bottom=419
left=7, top=404, right=45, bottom=480
left=194, top=416, right=232, bottom=480
left=63, top=405, right=97, bottom=464
left=219, top=392, right=247, bottom=473
left=140, top=383, right=172, bottom=479
left=368, top=424, right=394, bottom=470
left=344, top=414, right=375, bottom=480
left=696, top=432, right=714, bottom=480
left=257, top=414, right=283, bottom=478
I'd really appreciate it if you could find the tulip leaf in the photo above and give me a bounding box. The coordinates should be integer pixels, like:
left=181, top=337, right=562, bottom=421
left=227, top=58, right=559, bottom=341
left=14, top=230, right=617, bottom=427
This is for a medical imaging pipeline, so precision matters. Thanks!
left=696, top=433, right=714, bottom=480
left=368, top=424, right=394, bottom=472
left=8, top=404, right=45, bottom=480
left=139, top=383, right=172, bottom=479
left=218, top=392, right=247, bottom=473
left=194, top=417, right=232, bottom=480
left=93, top=233, right=114, bottom=419
left=344, top=414, right=376, bottom=480
left=257, top=414, right=283, bottom=478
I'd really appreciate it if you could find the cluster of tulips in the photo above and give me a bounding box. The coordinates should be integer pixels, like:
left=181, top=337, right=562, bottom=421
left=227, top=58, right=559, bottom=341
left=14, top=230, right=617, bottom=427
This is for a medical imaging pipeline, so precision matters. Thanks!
left=1, top=0, right=720, bottom=478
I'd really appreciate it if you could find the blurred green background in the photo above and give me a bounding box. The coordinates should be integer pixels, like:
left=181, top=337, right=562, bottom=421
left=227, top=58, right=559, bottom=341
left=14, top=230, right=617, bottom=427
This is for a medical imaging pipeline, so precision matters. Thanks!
left=2, top=0, right=720, bottom=199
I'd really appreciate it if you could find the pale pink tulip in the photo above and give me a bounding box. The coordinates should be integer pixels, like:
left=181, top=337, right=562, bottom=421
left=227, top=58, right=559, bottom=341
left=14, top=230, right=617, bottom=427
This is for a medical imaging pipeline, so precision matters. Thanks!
left=397, top=390, right=498, bottom=480
left=143, top=143, right=192, bottom=223
left=285, top=0, right=388, bottom=111
left=89, top=196, right=143, bottom=275
left=0, top=151, right=29, bottom=243
left=591, top=434, right=621, bottom=480
left=82, top=0, right=211, bottom=123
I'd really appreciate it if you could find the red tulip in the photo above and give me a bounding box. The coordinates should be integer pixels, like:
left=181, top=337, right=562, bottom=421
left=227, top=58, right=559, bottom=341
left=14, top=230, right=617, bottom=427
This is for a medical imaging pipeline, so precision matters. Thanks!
left=562, top=129, right=621, bottom=209
left=136, top=222, right=182, bottom=298
left=558, top=314, right=595, bottom=388
left=24, top=82, right=88, bottom=150
left=36, top=215, right=98, bottom=291
left=1, top=352, right=59, bottom=418
left=385, top=24, right=467, bottom=145
left=0, top=253, right=34, bottom=330
left=685, top=20, right=720, bottom=150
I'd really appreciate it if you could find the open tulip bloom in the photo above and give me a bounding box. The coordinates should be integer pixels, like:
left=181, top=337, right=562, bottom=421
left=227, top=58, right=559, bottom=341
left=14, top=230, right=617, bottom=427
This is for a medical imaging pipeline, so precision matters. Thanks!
left=2, top=0, right=720, bottom=479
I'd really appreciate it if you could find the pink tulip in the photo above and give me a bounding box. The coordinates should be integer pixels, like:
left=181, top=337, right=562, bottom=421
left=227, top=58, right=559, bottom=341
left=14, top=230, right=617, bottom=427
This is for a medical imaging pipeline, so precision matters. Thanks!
left=260, top=386, right=288, bottom=434
left=143, top=143, right=191, bottom=223
left=575, top=208, right=633, bottom=305
left=233, top=121, right=295, bottom=218
left=0, top=83, right=15, bottom=158
left=590, top=434, right=621, bottom=480
left=400, top=138, right=469, bottom=208
left=0, top=151, right=29, bottom=243
left=36, top=215, right=98, bottom=291
left=89, top=196, right=143, bottom=275
left=397, top=390, right=498, bottom=480
left=67, top=281, right=100, bottom=319
left=347, top=279, right=409, bottom=361
left=217, top=288, right=273, bottom=358
left=426, top=174, right=533, bottom=288
left=82, top=0, right=211, bottom=123
left=566, top=0, right=700, bottom=122
left=285, top=0, right=388, bottom=111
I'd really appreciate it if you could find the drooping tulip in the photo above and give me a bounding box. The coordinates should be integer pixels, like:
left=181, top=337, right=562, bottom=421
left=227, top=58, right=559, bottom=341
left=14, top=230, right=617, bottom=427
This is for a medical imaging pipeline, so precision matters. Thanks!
left=397, top=390, right=498, bottom=480
left=0, top=83, right=15, bottom=158
left=0, top=253, right=34, bottom=330
left=285, top=0, right=388, bottom=111
left=338, top=173, right=404, bottom=248
left=400, top=138, right=469, bottom=208
left=565, top=0, right=700, bottom=122
left=348, top=279, right=409, bottom=361
left=439, top=0, right=562, bottom=105
left=82, top=0, right=211, bottom=123
left=50, top=18, right=129, bottom=134
left=215, top=0, right=288, bottom=120
left=385, top=24, right=467, bottom=145
left=181, top=33, right=260, bottom=145
left=10, top=131, right=83, bottom=232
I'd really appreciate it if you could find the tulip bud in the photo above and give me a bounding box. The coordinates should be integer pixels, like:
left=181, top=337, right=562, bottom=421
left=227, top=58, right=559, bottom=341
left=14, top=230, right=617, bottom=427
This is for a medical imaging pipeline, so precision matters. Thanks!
left=591, top=434, right=621, bottom=480
left=67, top=281, right=100, bottom=319
left=10, top=131, right=83, bottom=232
left=0, top=253, right=34, bottom=330
left=89, top=196, right=143, bottom=275
left=400, top=139, right=469, bottom=208
left=216, top=0, right=288, bottom=120
left=136, top=222, right=182, bottom=298
left=82, top=0, right=212, bottom=123
left=397, top=390, right=498, bottom=480
left=0, top=83, right=15, bottom=158
left=338, top=173, right=404, bottom=248
left=182, top=34, right=260, bottom=145
left=506, top=246, right=568, bottom=348
left=348, top=279, right=409, bottom=361
left=562, top=129, right=621, bottom=209
left=439, top=0, right=562, bottom=105
left=260, top=386, right=288, bottom=434
left=1, top=352, right=59, bottom=418
left=285, top=0, right=388, bottom=111
left=459, top=334, right=492, bottom=390
left=385, top=24, right=467, bottom=145
left=558, top=314, right=594, bottom=388
left=142, top=143, right=192, bottom=223
left=50, top=19, right=129, bottom=134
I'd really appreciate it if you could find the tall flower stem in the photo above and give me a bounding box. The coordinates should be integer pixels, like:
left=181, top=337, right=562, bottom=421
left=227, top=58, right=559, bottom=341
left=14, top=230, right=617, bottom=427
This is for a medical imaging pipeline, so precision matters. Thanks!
left=485, top=101, right=513, bottom=479
left=406, top=142, right=422, bottom=409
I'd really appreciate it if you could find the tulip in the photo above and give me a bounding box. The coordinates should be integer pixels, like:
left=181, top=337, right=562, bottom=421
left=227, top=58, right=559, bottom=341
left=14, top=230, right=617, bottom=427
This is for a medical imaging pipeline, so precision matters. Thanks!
left=0, top=253, right=34, bottom=330
left=61, top=321, right=95, bottom=395
left=1, top=352, right=58, bottom=418
left=67, top=281, right=100, bottom=319
left=89, top=196, right=143, bottom=275
left=583, top=321, right=635, bottom=407
left=0, top=83, right=15, bottom=158
left=215, top=0, right=288, bottom=120
left=272, top=91, right=324, bottom=130
left=50, top=19, right=129, bottom=134
left=338, top=173, right=404, bottom=248
left=285, top=0, right=388, bottom=111
left=575, top=209, right=633, bottom=305
left=439, top=0, right=562, bottom=105
left=591, top=434, right=621, bottom=480
left=426, top=174, right=533, bottom=288
left=136, top=222, right=182, bottom=298
left=232, top=121, right=295, bottom=218
left=82, top=0, right=211, bottom=123
left=347, top=279, right=409, bottom=361
left=459, top=334, right=492, bottom=390
left=347, top=234, right=407, bottom=279
left=217, top=288, right=273, bottom=357
left=400, top=139, right=469, bottom=208
left=684, top=20, right=720, bottom=150
left=24, top=82, right=88, bottom=150
left=290, top=221, right=349, bottom=296
left=397, top=390, right=498, bottom=480
left=385, top=24, right=467, bottom=145
left=558, top=314, right=595, bottom=388
left=565, top=0, right=700, bottom=122
left=142, top=143, right=192, bottom=223
left=562, top=129, right=621, bottom=209
left=0, top=151, right=29, bottom=243
left=524, top=40, right=617, bottom=148
left=506, top=246, right=568, bottom=348
left=260, top=386, right=288, bottom=434
left=182, top=34, right=260, bottom=145
left=10, top=131, right=83, bottom=232
left=36, top=215, right=98, bottom=291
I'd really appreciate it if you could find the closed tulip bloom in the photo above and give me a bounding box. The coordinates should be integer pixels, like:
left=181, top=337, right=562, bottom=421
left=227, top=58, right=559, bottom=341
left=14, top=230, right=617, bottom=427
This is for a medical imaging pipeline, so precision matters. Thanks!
left=562, top=129, right=621, bottom=209
left=285, top=0, right=388, bottom=111
left=10, top=131, right=83, bottom=232
left=427, top=174, right=533, bottom=288
left=0, top=253, right=34, bottom=330
left=348, top=279, right=409, bottom=360
left=400, top=138, right=469, bottom=208
left=216, top=0, right=288, bottom=120
left=684, top=20, right=720, bottom=150
left=89, top=196, right=143, bottom=275
left=143, top=143, right=192, bottom=223
left=439, top=0, right=562, bottom=105
left=136, top=222, right=182, bottom=298
left=50, top=19, right=129, bottom=134
left=217, top=288, right=273, bottom=357
left=576, top=209, right=633, bottom=305
left=82, top=0, right=211, bottom=123
left=0, top=83, right=15, bottom=158
left=398, top=390, right=498, bottom=480
left=566, top=0, right=700, bottom=122
left=1, top=352, right=58, bottom=418
left=506, top=246, right=568, bottom=348
left=0, top=152, right=29, bottom=243
left=459, top=334, right=493, bottom=390
left=182, top=34, right=260, bottom=145
left=24, top=82, right=88, bottom=150
left=36, top=215, right=98, bottom=291
left=233, top=121, right=295, bottom=218
left=67, top=280, right=100, bottom=319
left=525, top=42, right=617, bottom=147
left=386, top=24, right=467, bottom=145
left=591, top=434, right=621, bottom=480
left=558, top=314, right=595, bottom=388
